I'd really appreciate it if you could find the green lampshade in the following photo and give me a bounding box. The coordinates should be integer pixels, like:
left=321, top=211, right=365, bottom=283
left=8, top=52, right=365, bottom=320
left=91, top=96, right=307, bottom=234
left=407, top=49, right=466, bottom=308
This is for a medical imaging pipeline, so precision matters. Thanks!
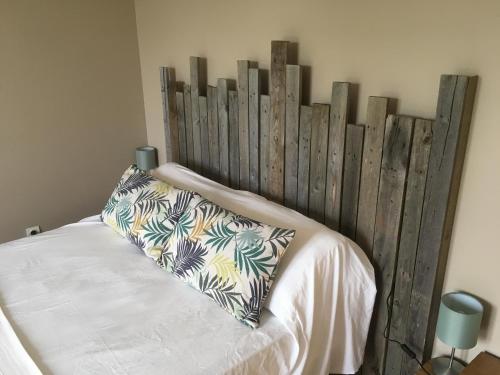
left=436, top=292, right=483, bottom=350
left=135, top=146, right=158, bottom=171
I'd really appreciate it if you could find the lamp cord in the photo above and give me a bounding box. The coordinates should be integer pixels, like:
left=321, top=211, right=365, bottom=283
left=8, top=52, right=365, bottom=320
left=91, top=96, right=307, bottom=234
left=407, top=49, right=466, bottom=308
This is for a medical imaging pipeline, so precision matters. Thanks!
left=383, top=291, right=434, bottom=375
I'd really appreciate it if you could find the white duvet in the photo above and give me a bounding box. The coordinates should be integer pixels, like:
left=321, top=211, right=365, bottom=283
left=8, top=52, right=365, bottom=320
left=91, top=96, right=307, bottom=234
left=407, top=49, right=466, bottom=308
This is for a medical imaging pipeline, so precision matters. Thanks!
left=0, top=163, right=376, bottom=375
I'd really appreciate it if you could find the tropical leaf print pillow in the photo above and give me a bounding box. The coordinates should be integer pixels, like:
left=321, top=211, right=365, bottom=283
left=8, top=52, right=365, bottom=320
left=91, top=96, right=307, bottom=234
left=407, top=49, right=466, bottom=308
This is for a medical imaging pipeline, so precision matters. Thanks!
left=157, top=197, right=296, bottom=328
left=101, top=165, right=197, bottom=259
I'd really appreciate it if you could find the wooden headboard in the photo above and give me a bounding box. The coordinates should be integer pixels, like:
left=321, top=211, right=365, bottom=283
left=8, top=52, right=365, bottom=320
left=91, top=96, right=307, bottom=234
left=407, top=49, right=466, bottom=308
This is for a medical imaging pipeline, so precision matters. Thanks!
left=159, top=40, right=477, bottom=375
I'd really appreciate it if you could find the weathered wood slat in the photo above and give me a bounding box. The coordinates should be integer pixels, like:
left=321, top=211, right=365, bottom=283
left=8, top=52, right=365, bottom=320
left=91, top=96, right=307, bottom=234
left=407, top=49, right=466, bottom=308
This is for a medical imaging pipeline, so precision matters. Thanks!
left=160, top=67, right=179, bottom=163
left=385, top=119, right=433, bottom=375
left=217, top=79, right=230, bottom=185
left=176, top=90, right=187, bottom=166
left=238, top=60, right=250, bottom=190
left=365, top=115, right=414, bottom=375
left=249, top=68, right=260, bottom=193
left=404, top=75, right=477, bottom=374
left=228, top=90, right=240, bottom=189
left=308, top=103, right=330, bottom=222
left=297, top=105, right=312, bottom=215
left=269, top=41, right=288, bottom=202
left=284, top=64, right=302, bottom=209
left=183, top=84, right=194, bottom=168
left=199, top=96, right=209, bottom=174
left=340, top=124, right=364, bottom=239
left=207, top=86, right=219, bottom=179
left=325, top=82, right=350, bottom=230
left=190, top=57, right=202, bottom=172
left=259, top=95, right=271, bottom=197
left=356, top=96, right=390, bottom=256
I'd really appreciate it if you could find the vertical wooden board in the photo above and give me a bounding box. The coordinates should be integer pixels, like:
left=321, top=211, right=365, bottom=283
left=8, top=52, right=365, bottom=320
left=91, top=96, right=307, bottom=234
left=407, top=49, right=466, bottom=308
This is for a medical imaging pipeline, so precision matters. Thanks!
left=284, top=64, right=302, bottom=209
left=199, top=96, right=209, bottom=174
left=385, top=119, right=433, bottom=375
left=356, top=96, right=390, bottom=256
left=160, top=67, right=179, bottom=162
left=217, top=79, right=230, bottom=185
left=297, top=105, right=312, bottom=215
left=308, top=104, right=330, bottom=223
left=404, top=75, right=477, bottom=374
left=207, top=86, right=220, bottom=179
left=190, top=57, right=202, bottom=172
left=228, top=90, right=240, bottom=189
left=248, top=68, right=260, bottom=193
left=183, top=84, right=194, bottom=168
left=176, top=90, right=188, bottom=166
left=325, top=82, right=350, bottom=230
left=340, top=124, right=364, bottom=239
left=259, top=95, right=271, bottom=196
left=269, top=41, right=288, bottom=203
left=238, top=60, right=250, bottom=190
left=364, top=115, right=414, bottom=375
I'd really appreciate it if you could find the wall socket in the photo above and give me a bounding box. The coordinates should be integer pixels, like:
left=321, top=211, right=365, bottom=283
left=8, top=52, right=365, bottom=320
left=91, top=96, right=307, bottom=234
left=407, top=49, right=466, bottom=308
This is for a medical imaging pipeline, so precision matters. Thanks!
left=25, top=225, right=41, bottom=237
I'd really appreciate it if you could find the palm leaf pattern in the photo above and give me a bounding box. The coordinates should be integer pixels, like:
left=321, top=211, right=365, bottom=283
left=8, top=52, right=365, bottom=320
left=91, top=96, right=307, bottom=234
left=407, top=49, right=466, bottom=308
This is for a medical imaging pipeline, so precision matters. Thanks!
left=266, top=227, right=296, bottom=257
left=165, top=191, right=195, bottom=225
left=241, top=278, right=269, bottom=325
left=115, top=197, right=134, bottom=232
left=198, top=273, right=242, bottom=311
left=134, top=189, right=169, bottom=214
left=103, top=195, right=119, bottom=216
left=208, top=253, right=240, bottom=284
left=231, top=215, right=263, bottom=229
left=234, top=240, right=274, bottom=278
left=173, top=210, right=195, bottom=239
left=205, top=221, right=236, bottom=252
left=114, top=169, right=153, bottom=197
left=172, top=239, right=208, bottom=279
left=142, top=216, right=173, bottom=247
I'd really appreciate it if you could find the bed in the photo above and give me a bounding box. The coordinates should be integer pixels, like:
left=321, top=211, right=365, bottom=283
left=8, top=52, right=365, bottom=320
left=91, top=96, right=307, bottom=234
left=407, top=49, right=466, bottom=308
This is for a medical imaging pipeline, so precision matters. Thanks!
left=0, top=162, right=376, bottom=375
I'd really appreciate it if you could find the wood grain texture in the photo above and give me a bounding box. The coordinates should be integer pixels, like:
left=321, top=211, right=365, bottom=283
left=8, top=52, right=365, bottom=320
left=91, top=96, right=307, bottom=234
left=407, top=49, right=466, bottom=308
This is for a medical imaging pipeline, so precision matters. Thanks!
left=404, top=75, right=477, bottom=374
left=183, top=84, right=194, bottom=168
left=199, top=96, right=209, bottom=174
left=229, top=90, right=240, bottom=189
left=259, top=95, right=271, bottom=197
left=297, top=105, right=312, bottom=215
left=340, top=124, right=364, bottom=239
left=308, top=103, right=330, bottom=222
left=160, top=67, right=179, bottom=162
left=176, top=90, right=187, bottom=166
left=356, top=96, right=390, bottom=256
left=385, top=119, right=433, bottom=375
left=207, top=85, right=219, bottom=179
left=325, top=82, right=350, bottom=230
left=190, top=57, right=202, bottom=172
left=284, top=64, right=302, bottom=209
left=364, top=115, right=414, bottom=375
left=238, top=60, right=250, bottom=190
left=269, top=41, right=288, bottom=202
left=249, top=68, right=260, bottom=193
left=217, top=79, right=230, bottom=185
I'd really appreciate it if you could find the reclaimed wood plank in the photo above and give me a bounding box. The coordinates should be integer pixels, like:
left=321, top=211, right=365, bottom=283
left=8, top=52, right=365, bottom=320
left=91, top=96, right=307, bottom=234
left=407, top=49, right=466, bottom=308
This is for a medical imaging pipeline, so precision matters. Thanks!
left=340, top=124, right=364, bottom=239
left=356, top=96, right=390, bottom=256
left=385, top=118, right=433, bottom=375
left=183, top=84, right=194, bottom=168
left=176, top=90, right=187, bottom=166
left=238, top=60, right=250, bottom=190
left=269, top=41, right=288, bottom=202
left=207, top=85, right=219, bottom=179
left=325, top=82, right=350, bottom=230
left=160, top=67, right=179, bottom=162
left=259, top=95, right=271, bottom=196
left=308, top=103, right=330, bottom=223
left=199, top=96, right=209, bottom=174
left=404, top=75, right=477, bottom=374
left=284, top=64, right=302, bottom=209
left=365, top=115, right=414, bottom=375
left=229, top=90, right=240, bottom=189
left=297, top=105, right=312, bottom=215
left=217, top=79, right=230, bottom=185
left=249, top=68, right=260, bottom=193
left=190, top=57, right=202, bottom=172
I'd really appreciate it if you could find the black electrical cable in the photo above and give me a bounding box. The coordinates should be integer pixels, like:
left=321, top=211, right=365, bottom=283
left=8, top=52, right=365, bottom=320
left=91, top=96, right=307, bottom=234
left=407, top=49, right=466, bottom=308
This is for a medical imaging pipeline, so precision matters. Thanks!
left=383, top=291, right=434, bottom=375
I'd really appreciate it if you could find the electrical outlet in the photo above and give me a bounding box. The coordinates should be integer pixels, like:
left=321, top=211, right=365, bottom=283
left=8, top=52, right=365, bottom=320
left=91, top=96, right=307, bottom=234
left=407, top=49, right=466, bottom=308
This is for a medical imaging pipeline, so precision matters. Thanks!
left=25, top=225, right=41, bottom=237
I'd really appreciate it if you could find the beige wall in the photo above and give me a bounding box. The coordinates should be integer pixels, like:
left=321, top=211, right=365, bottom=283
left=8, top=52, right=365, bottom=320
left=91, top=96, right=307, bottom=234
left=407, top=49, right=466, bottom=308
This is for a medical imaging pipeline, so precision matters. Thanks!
left=135, top=0, right=500, bottom=360
left=0, top=0, right=146, bottom=242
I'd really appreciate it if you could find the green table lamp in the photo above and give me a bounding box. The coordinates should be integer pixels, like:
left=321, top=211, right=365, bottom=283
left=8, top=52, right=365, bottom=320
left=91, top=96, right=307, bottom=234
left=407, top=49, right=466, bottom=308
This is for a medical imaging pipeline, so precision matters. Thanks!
left=136, top=146, right=158, bottom=172
left=432, top=292, right=483, bottom=375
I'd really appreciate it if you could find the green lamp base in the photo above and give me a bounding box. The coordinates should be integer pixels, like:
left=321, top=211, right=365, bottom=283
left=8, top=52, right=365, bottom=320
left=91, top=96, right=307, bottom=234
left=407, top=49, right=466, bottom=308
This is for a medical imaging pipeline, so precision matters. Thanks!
left=431, top=357, right=465, bottom=375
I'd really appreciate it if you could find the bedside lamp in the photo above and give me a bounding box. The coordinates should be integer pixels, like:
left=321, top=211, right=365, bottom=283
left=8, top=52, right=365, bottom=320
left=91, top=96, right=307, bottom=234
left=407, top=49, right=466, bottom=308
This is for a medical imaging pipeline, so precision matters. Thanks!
left=432, top=292, right=483, bottom=375
left=136, top=146, right=158, bottom=172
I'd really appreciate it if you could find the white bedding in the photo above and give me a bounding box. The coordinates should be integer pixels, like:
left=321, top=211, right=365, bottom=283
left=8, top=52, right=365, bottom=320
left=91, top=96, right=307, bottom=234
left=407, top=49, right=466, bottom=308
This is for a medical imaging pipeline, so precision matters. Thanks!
left=0, top=163, right=376, bottom=375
